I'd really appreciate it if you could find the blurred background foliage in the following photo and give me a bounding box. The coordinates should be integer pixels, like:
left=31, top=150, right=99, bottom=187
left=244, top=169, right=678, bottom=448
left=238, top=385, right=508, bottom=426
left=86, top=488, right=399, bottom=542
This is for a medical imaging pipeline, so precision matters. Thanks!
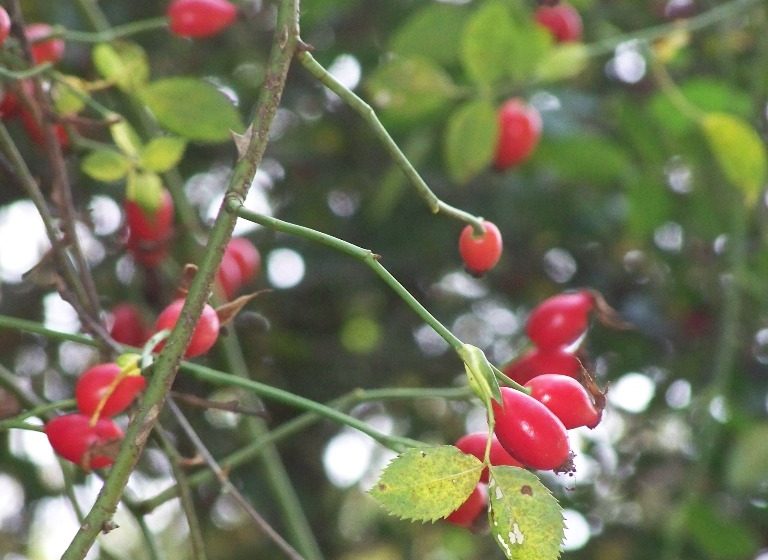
left=2, top=0, right=768, bottom=559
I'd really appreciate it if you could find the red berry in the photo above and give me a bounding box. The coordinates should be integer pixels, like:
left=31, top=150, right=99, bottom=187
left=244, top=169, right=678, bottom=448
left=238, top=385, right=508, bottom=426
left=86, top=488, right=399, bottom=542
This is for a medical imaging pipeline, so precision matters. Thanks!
left=154, top=299, right=220, bottom=358
left=109, top=303, right=151, bottom=347
left=493, top=98, right=542, bottom=170
left=444, top=483, right=487, bottom=528
left=492, top=387, right=570, bottom=470
left=167, top=0, right=238, bottom=38
left=525, top=290, right=595, bottom=350
left=458, top=221, right=503, bottom=277
left=44, top=413, right=123, bottom=470
left=216, top=252, right=244, bottom=300
left=225, top=237, right=261, bottom=283
left=25, top=23, right=65, bottom=65
left=75, top=362, right=147, bottom=418
left=525, top=373, right=601, bottom=429
left=535, top=3, right=583, bottom=43
left=455, top=432, right=522, bottom=483
left=0, top=8, right=11, bottom=46
left=19, top=109, right=70, bottom=149
left=502, top=346, right=581, bottom=385
left=125, top=189, right=175, bottom=266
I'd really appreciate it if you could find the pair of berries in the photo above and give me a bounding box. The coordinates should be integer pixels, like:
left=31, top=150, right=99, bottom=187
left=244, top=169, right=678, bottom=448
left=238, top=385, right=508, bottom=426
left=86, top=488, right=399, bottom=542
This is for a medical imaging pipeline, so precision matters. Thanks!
left=44, top=359, right=146, bottom=470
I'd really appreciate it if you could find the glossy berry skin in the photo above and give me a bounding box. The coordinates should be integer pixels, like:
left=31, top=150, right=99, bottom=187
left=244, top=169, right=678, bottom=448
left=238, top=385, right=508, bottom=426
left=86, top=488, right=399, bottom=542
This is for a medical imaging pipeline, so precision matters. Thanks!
left=525, top=290, right=594, bottom=350
left=494, top=99, right=542, bottom=170
left=458, top=221, right=503, bottom=277
left=109, top=303, right=151, bottom=347
left=44, top=413, right=123, bottom=470
left=444, top=483, right=487, bottom=528
left=455, top=432, right=522, bottom=483
left=154, top=299, right=220, bottom=357
left=25, top=23, right=66, bottom=65
left=75, top=363, right=147, bottom=418
left=167, top=0, right=238, bottom=38
left=535, top=3, right=583, bottom=43
left=216, top=254, right=244, bottom=300
left=503, top=346, right=581, bottom=385
left=525, top=374, right=600, bottom=429
left=0, top=8, right=11, bottom=46
left=125, top=189, right=174, bottom=266
left=492, top=387, right=570, bottom=471
left=216, top=237, right=261, bottom=299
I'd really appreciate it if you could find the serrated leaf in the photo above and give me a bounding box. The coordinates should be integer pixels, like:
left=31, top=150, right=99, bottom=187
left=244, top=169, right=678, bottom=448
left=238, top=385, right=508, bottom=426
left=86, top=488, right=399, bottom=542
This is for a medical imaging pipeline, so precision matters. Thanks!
left=389, top=3, right=469, bottom=67
left=370, top=446, right=482, bottom=522
left=700, top=112, right=766, bottom=206
left=460, top=1, right=516, bottom=87
left=444, top=99, right=497, bottom=184
left=139, top=137, right=187, bottom=173
left=110, top=119, right=143, bottom=157
left=81, top=149, right=132, bottom=183
left=366, top=56, right=459, bottom=126
left=92, top=41, right=150, bottom=92
left=126, top=171, right=164, bottom=215
left=459, top=343, right=502, bottom=406
left=536, top=43, right=588, bottom=82
left=488, top=466, right=564, bottom=560
left=139, top=78, right=244, bottom=143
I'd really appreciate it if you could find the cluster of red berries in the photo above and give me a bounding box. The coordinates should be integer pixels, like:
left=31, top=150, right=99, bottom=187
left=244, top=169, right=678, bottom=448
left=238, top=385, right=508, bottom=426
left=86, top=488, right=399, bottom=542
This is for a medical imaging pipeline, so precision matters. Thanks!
left=445, top=290, right=609, bottom=528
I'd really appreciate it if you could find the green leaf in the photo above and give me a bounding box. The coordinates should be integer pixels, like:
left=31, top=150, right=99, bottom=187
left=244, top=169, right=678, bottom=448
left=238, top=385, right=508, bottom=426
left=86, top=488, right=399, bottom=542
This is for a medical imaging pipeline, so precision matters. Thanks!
left=110, top=119, right=143, bottom=157
left=92, top=41, right=150, bottom=92
left=366, top=56, right=459, bottom=126
left=51, top=76, right=87, bottom=116
left=443, top=99, right=497, bottom=184
left=725, top=423, right=768, bottom=493
left=459, top=343, right=502, bottom=406
left=535, top=134, right=634, bottom=186
left=460, top=1, right=516, bottom=88
left=389, top=3, right=470, bottom=67
left=536, top=43, right=589, bottom=82
left=369, top=446, right=482, bottom=523
left=126, top=171, right=164, bottom=215
left=700, top=112, right=766, bottom=206
left=488, top=466, right=564, bottom=560
left=139, top=78, right=244, bottom=143
left=684, top=497, right=760, bottom=560
left=139, top=137, right=187, bottom=173
left=81, top=149, right=132, bottom=183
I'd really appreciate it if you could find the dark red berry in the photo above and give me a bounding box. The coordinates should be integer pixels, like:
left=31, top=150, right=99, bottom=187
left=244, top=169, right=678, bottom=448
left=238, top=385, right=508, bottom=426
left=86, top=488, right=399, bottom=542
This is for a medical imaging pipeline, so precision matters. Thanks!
left=535, top=2, right=583, bottom=43
left=25, top=23, right=65, bottom=65
left=502, top=346, right=581, bottom=385
left=19, top=110, right=70, bottom=149
left=44, top=413, right=123, bottom=470
left=458, top=221, right=503, bottom=277
left=444, top=483, right=487, bottom=528
left=109, top=303, right=151, bottom=347
left=226, top=237, right=261, bottom=283
left=216, top=252, right=244, bottom=300
left=493, top=98, right=542, bottom=170
left=75, top=362, right=147, bottom=418
left=154, top=299, right=220, bottom=357
left=0, top=8, right=11, bottom=46
left=125, top=189, right=175, bottom=266
left=525, top=290, right=595, bottom=350
left=167, top=0, right=238, bottom=38
left=525, top=373, right=601, bottom=429
left=455, top=432, right=522, bottom=483
left=492, top=387, right=570, bottom=470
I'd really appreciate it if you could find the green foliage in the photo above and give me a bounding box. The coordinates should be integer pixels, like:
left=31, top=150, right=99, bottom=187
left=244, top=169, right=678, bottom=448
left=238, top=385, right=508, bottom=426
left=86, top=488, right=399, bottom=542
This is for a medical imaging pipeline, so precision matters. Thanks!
left=725, top=423, right=768, bottom=493
left=139, top=78, right=244, bottom=142
left=461, top=1, right=519, bottom=88
left=126, top=170, right=164, bottom=213
left=459, top=343, right=502, bottom=406
left=684, top=497, right=761, bottom=559
left=443, top=99, right=498, bottom=184
left=369, top=446, right=483, bottom=522
left=81, top=149, right=132, bottom=182
left=92, top=41, right=150, bottom=92
left=389, top=3, right=470, bottom=67
left=139, top=137, right=187, bottom=173
left=488, top=466, right=564, bottom=560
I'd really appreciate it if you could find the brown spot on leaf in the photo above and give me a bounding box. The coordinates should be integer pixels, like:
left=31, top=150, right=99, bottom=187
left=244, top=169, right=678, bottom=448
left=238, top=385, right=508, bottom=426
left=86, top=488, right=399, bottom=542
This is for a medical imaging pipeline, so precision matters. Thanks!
left=520, top=485, right=533, bottom=496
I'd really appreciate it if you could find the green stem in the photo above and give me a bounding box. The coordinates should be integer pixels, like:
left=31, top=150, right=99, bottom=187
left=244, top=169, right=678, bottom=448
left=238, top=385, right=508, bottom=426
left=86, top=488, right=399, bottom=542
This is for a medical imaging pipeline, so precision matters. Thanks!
left=0, top=399, right=76, bottom=432
left=0, top=62, right=53, bottom=79
left=44, top=18, right=169, bottom=43
left=73, top=0, right=112, bottom=31
left=231, top=204, right=464, bottom=351
left=296, top=50, right=484, bottom=233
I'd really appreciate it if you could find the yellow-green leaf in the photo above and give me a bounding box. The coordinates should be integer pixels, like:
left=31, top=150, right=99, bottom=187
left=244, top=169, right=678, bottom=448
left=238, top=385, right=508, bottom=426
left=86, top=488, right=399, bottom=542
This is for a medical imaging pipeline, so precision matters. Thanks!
left=51, top=76, right=87, bottom=116
left=459, top=343, right=502, bottom=406
left=139, top=137, right=187, bottom=173
left=536, top=43, right=588, bottom=82
left=460, top=0, right=516, bottom=88
left=370, top=446, right=482, bottom=523
left=126, top=171, right=164, bottom=215
left=443, top=99, right=497, bottom=184
left=700, top=112, right=766, bottom=206
left=110, top=119, right=143, bottom=157
left=139, top=78, right=244, bottom=143
left=81, top=149, right=132, bottom=183
left=92, top=41, right=150, bottom=92
left=488, top=466, right=564, bottom=560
